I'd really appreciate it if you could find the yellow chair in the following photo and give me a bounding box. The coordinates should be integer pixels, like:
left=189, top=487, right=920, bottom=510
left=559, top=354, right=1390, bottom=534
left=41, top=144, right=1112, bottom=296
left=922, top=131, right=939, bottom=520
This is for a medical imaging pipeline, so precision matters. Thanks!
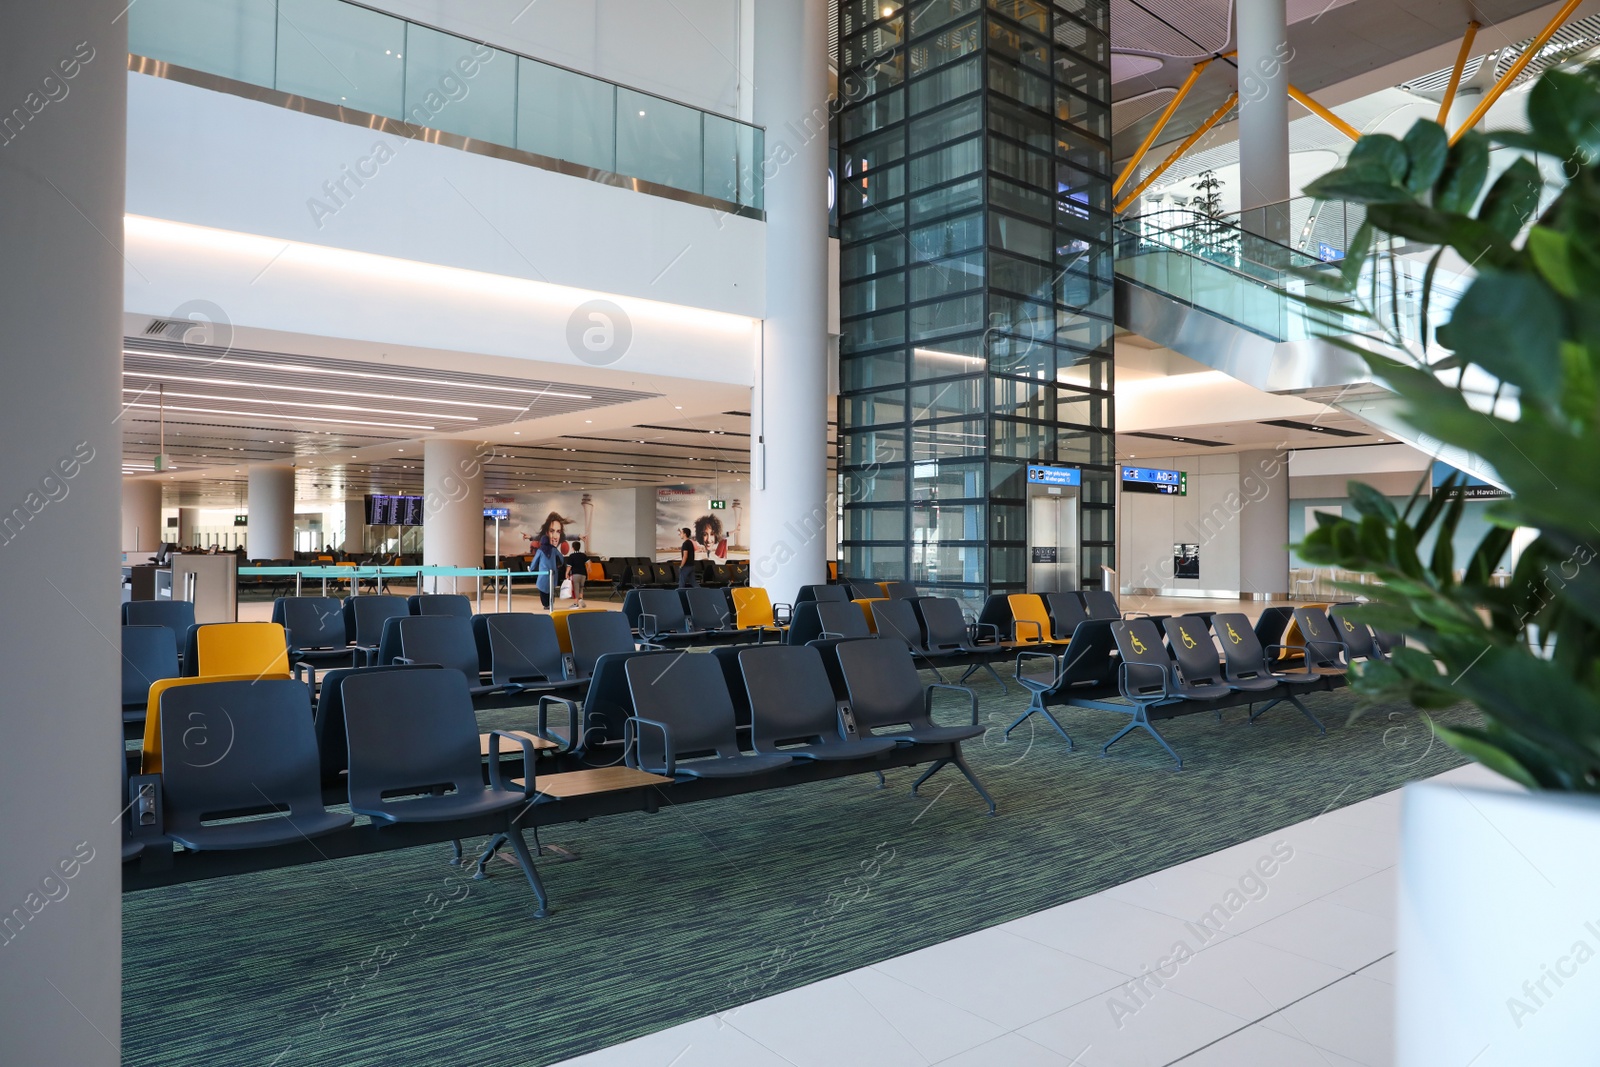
left=1007, top=594, right=1071, bottom=646
left=827, top=561, right=839, bottom=581
left=140, top=674, right=274, bottom=773
left=854, top=598, right=888, bottom=633
left=551, top=608, right=608, bottom=653
left=195, top=622, right=292, bottom=678
left=732, top=587, right=792, bottom=642
left=585, top=561, right=606, bottom=582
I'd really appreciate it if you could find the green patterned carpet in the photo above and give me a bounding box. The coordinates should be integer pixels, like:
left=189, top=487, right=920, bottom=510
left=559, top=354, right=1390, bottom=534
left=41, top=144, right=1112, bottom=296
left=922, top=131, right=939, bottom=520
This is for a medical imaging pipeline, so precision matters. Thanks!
left=122, top=675, right=1473, bottom=1066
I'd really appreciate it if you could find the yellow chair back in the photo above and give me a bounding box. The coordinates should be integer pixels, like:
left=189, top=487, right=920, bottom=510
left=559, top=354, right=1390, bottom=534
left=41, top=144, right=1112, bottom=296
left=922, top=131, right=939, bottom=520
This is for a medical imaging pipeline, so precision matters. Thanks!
left=733, top=587, right=777, bottom=629
left=551, top=608, right=608, bottom=653
left=1278, top=603, right=1328, bottom=662
left=1008, top=594, right=1068, bottom=645
left=854, top=598, right=888, bottom=633
left=196, top=622, right=292, bottom=678
left=140, top=674, right=277, bottom=773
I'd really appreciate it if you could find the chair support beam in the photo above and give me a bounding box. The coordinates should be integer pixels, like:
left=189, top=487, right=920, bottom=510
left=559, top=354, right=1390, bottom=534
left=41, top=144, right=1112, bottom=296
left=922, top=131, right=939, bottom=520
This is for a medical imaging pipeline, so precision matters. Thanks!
left=1451, top=0, right=1582, bottom=145
left=1436, top=20, right=1481, bottom=125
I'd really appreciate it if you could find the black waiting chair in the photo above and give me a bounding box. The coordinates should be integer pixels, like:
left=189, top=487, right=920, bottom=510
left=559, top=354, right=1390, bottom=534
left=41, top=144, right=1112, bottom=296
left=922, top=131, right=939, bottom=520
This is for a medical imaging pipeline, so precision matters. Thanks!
left=682, top=587, right=747, bottom=638
left=624, top=653, right=793, bottom=779
left=1211, top=612, right=1326, bottom=733
left=314, top=663, right=443, bottom=787
left=122, top=600, right=195, bottom=661
left=738, top=644, right=900, bottom=762
left=408, top=593, right=473, bottom=618
left=915, top=597, right=1010, bottom=687
left=1045, top=593, right=1090, bottom=640
left=1082, top=588, right=1147, bottom=621
left=1291, top=607, right=1351, bottom=674
left=625, top=588, right=713, bottom=645
left=1006, top=619, right=1121, bottom=745
left=393, top=616, right=533, bottom=714
left=1109, top=619, right=1231, bottom=768
left=878, top=581, right=918, bottom=600
left=1252, top=606, right=1297, bottom=665
left=473, top=613, right=585, bottom=695
left=833, top=637, right=995, bottom=814
left=273, top=596, right=358, bottom=687
left=569, top=610, right=654, bottom=681
left=345, top=595, right=409, bottom=665
left=342, top=669, right=552, bottom=916
left=571, top=649, right=679, bottom=765
left=1164, top=615, right=1276, bottom=721
left=121, top=625, right=180, bottom=733
left=796, top=584, right=849, bottom=604
left=1329, top=604, right=1388, bottom=664
left=159, top=679, right=353, bottom=850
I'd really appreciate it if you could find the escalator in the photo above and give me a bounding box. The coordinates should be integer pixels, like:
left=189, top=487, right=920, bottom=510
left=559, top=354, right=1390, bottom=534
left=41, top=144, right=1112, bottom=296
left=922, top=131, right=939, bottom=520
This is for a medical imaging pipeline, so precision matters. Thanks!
left=1112, top=209, right=1503, bottom=486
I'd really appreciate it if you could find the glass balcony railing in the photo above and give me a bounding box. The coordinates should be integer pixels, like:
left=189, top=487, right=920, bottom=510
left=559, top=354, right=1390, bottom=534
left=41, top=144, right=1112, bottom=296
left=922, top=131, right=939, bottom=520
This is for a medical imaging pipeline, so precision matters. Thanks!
left=128, top=0, right=764, bottom=211
left=1114, top=209, right=1469, bottom=346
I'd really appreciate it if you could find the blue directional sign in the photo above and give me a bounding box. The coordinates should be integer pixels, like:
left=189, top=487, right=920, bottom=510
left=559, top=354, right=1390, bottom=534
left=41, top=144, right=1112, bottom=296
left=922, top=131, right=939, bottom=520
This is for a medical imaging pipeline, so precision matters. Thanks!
left=483, top=507, right=510, bottom=520
left=1122, top=466, right=1186, bottom=496
left=1027, top=465, right=1082, bottom=487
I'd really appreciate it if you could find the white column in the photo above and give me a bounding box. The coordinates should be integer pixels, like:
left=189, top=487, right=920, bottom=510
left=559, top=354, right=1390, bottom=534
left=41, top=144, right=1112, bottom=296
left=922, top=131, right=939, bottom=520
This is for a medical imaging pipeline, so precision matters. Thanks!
left=423, top=439, right=485, bottom=592
left=122, top=478, right=163, bottom=552
left=177, top=507, right=200, bottom=549
left=342, top=496, right=367, bottom=554
left=246, top=464, right=295, bottom=561
left=749, top=0, right=830, bottom=597
left=0, top=3, right=124, bottom=1062
left=1238, top=449, right=1290, bottom=598
left=1237, top=0, right=1291, bottom=240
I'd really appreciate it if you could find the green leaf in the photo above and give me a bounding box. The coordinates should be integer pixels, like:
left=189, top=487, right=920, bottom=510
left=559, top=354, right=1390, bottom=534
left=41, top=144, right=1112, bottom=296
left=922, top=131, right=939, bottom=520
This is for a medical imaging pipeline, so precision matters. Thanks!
left=1402, top=120, right=1449, bottom=194
left=1479, top=157, right=1543, bottom=240
left=1528, top=226, right=1580, bottom=297
left=1364, top=204, right=1513, bottom=267
left=1300, top=170, right=1415, bottom=205
left=1348, top=134, right=1410, bottom=185
left=1528, top=69, right=1600, bottom=163
left=1434, top=130, right=1491, bottom=214
left=1429, top=490, right=1464, bottom=583
left=1434, top=269, right=1565, bottom=402
left=1431, top=722, right=1542, bottom=789
left=1346, top=480, right=1399, bottom=523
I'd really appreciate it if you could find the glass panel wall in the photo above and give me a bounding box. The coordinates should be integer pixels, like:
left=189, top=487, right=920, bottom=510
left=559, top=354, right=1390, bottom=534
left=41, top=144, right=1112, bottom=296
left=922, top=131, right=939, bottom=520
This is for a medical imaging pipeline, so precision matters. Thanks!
left=128, top=0, right=763, bottom=209
left=837, top=0, right=1114, bottom=597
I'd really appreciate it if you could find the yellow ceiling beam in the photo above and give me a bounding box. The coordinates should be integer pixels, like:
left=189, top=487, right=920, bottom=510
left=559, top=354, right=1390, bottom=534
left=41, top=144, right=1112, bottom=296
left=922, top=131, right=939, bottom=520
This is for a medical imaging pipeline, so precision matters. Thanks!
left=1115, top=92, right=1239, bottom=214
left=1451, top=0, right=1582, bottom=144
left=1287, top=84, right=1361, bottom=140
left=1112, top=57, right=1218, bottom=197
left=1436, top=20, right=1482, bottom=125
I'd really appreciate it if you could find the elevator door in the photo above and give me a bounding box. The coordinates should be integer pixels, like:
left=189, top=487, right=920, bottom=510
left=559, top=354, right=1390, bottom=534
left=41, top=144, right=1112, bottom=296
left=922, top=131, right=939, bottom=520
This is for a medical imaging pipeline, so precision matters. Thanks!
left=1027, top=488, right=1079, bottom=593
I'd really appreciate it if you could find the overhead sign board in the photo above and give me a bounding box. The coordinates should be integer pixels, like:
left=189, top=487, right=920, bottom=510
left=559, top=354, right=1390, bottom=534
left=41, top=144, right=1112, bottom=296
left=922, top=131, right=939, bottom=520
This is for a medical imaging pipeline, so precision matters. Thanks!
left=483, top=507, right=510, bottom=520
left=1122, top=466, right=1186, bottom=496
left=1026, top=465, right=1081, bottom=487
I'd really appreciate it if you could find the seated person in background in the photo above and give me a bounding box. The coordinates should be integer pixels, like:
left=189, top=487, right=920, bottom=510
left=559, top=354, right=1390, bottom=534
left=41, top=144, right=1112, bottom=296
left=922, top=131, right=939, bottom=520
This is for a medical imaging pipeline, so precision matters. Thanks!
left=565, top=538, right=589, bottom=608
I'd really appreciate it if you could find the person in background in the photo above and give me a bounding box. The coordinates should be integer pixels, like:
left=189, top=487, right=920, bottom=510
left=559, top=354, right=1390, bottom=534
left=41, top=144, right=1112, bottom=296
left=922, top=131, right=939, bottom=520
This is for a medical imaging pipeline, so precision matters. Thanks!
left=677, top=526, right=697, bottom=588
left=531, top=512, right=569, bottom=610
left=565, top=537, right=589, bottom=608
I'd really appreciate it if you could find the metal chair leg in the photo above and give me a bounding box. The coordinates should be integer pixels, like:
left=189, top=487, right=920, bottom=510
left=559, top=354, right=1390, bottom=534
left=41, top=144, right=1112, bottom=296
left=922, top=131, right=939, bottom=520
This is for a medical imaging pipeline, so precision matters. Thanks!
left=952, top=750, right=997, bottom=816
left=449, top=838, right=463, bottom=867
left=473, top=833, right=506, bottom=879
left=1289, top=694, right=1326, bottom=734
left=911, top=758, right=946, bottom=793
left=982, top=661, right=1008, bottom=693
left=503, top=826, right=551, bottom=918
left=873, top=770, right=887, bottom=789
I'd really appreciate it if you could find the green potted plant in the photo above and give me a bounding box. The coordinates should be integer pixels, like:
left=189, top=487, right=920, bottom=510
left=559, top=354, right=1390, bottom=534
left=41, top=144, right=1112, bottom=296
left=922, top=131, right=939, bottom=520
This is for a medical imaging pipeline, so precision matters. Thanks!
left=1296, top=64, right=1600, bottom=1065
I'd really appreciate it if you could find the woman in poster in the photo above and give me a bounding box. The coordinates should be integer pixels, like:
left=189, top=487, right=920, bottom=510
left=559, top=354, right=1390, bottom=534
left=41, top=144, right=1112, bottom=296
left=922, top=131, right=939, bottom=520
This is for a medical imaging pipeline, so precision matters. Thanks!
left=529, top=512, right=570, bottom=609
left=695, top=514, right=728, bottom=561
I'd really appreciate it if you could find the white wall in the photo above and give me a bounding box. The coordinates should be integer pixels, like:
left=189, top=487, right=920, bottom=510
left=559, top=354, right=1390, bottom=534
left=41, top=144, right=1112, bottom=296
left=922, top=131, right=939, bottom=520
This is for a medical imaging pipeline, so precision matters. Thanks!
left=368, top=0, right=748, bottom=117
left=1118, top=454, right=1247, bottom=597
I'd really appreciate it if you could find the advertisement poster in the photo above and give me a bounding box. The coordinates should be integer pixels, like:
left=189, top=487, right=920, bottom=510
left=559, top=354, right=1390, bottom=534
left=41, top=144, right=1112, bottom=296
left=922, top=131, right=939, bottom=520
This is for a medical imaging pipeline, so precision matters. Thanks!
left=491, top=492, right=596, bottom=557
left=656, top=488, right=747, bottom=562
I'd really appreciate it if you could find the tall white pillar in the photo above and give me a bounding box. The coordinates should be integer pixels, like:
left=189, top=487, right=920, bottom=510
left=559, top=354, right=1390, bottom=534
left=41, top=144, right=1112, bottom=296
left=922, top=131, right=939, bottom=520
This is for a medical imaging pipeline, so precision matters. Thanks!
left=749, top=0, right=830, bottom=597
left=0, top=3, right=124, bottom=1062
left=423, top=439, right=485, bottom=591
left=1238, top=449, right=1290, bottom=598
left=178, top=506, right=200, bottom=549
left=246, top=464, right=295, bottom=561
left=122, top=478, right=163, bottom=552
left=1237, top=0, right=1291, bottom=240
left=343, top=496, right=367, bottom=555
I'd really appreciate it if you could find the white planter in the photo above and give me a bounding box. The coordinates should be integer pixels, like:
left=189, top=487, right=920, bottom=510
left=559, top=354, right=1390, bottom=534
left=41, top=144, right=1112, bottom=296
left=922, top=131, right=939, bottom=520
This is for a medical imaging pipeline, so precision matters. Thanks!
left=1398, top=781, right=1600, bottom=1065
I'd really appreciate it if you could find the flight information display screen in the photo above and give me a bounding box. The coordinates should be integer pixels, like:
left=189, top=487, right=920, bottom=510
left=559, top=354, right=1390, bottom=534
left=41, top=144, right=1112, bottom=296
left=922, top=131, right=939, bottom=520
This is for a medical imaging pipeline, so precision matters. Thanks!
left=1121, top=466, right=1186, bottom=495
left=365, top=494, right=424, bottom=526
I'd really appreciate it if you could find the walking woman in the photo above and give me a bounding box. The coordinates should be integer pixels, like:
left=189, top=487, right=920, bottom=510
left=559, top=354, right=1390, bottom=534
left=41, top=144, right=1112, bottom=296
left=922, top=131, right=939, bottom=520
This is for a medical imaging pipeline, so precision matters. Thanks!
left=531, top=512, right=569, bottom=610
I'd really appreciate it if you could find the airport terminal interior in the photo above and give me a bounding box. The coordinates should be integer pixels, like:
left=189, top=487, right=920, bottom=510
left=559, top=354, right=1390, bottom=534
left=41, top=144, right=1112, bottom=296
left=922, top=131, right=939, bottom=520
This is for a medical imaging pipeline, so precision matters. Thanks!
left=3, top=0, right=1596, bottom=1064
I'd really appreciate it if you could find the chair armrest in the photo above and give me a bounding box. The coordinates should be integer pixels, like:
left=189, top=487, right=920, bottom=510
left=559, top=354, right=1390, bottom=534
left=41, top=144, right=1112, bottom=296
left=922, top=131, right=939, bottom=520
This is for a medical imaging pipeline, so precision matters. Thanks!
left=394, top=656, right=416, bottom=665
left=1014, top=649, right=1060, bottom=680
left=485, top=730, right=542, bottom=793
left=819, top=629, right=845, bottom=640
left=638, top=611, right=658, bottom=639
left=1302, top=637, right=1349, bottom=668
left=1119, top=660, right=1172, bottom=699
left=969, top=620, right=1000, bottom=645
left=1013, top=618, right=1044, bottom=644
left=1265, top=643, right=1317, bottom=674
left=773, top=602, right=793, bottom=625
left=635, top=639, right=666, bottom=652
left=537, top=695, right=580, bottom=751
left=624, top=716, right=674, bottom=775
left=926, top=683, right=978, bottom=726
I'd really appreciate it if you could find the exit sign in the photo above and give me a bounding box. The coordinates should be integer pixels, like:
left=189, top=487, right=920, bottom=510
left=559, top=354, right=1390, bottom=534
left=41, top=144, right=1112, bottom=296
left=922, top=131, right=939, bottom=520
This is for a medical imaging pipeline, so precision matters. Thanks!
left=709, top=500, right=726, bottom=510
left=233, top=515, right=248, bottom=527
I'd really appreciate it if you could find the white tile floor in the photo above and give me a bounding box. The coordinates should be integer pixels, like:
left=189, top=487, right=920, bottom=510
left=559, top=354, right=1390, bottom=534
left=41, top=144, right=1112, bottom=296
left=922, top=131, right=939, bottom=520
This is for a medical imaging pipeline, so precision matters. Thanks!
left=552, top=762, right=1512, bottom=1067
